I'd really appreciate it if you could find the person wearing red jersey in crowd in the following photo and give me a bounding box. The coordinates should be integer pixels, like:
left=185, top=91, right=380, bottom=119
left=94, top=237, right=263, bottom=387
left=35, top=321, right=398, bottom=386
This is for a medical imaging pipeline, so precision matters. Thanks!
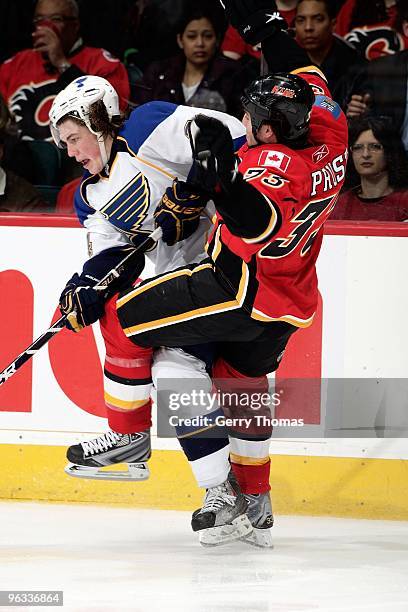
left=294, top=0, right=366, bottom=108
left=0, top=0, right=129, bottom=142
left=331, top=116, right=408, bottom=220
left=221, top=0, right=297, bottom=65
left=57, top=0, right=348, bottom=546
left=335, top=0, right=408, bottom=60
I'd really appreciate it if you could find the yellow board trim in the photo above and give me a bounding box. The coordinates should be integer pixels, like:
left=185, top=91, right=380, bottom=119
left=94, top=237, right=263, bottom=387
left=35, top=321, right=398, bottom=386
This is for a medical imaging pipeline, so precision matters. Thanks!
left=1, top=445, right=407, bottom=519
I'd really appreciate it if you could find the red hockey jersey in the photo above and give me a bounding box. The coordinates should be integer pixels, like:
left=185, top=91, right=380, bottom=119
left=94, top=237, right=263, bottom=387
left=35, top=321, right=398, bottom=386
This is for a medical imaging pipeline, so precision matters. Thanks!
left=207, top=67, right=348, bottom=328
left=0, top=45, right=130, bottom=141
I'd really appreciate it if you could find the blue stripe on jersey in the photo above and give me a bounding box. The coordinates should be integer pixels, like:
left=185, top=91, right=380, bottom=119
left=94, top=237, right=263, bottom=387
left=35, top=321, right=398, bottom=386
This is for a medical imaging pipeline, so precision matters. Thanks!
left=233, top=134, right=246, bottom=152
left=314, top=95, right=341, bottom=119
left=120, top=101, right=179, bottom=153
left=74, top=172, right=93, bottom=226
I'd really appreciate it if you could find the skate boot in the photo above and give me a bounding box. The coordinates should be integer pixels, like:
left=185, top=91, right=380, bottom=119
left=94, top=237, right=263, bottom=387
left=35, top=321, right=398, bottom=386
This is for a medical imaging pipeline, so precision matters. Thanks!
left=191, top=478, right=252, bottom=547
left=240, top=492, right=274, bottom=548
left=65, top=429, right=151, bottom=481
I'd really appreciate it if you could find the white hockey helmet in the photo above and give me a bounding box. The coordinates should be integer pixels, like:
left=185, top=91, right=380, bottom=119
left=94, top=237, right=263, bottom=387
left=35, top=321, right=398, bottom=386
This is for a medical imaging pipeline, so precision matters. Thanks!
left=49, top=75, right=120, bottom=148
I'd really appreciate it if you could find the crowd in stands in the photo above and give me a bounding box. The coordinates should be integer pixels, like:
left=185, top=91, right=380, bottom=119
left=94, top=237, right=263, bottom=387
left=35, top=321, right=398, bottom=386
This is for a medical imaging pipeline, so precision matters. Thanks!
left=0, top=0, right=407, bottom=221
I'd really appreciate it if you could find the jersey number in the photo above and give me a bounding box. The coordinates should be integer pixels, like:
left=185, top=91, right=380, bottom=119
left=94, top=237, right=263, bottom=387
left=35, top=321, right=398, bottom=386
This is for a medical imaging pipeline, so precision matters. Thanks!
left=259, top=195, right=336, bottom=259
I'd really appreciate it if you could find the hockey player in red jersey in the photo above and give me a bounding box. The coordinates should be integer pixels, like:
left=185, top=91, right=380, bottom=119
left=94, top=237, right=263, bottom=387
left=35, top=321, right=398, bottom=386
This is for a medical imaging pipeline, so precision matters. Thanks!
left=59, top=65, right=348, bottom=545
left=57, top=0, right=348, bottom=547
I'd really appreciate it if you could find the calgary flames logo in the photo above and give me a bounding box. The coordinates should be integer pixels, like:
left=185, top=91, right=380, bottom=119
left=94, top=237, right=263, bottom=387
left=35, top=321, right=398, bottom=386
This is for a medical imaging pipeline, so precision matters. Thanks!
left=345, top=26, right=404, bottom=60
left=272, top=85, right=296, bottom=98
left=8, top=80, right=58, bottom=141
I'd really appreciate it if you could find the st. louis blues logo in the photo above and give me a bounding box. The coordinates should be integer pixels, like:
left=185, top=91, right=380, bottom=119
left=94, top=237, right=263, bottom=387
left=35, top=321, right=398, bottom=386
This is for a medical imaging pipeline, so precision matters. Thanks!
left=74, top=76, right=88, bottom=89
left=100, top=172, right=150, bottom=235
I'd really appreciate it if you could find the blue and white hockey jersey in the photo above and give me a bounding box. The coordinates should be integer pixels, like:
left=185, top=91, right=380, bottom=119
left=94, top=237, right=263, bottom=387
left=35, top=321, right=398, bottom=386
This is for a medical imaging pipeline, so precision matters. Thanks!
left=74, top=101, right=246, bottom=274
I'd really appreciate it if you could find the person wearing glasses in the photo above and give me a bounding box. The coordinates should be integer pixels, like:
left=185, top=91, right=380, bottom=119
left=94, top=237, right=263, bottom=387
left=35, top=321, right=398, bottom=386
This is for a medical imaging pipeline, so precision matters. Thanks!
left=331, top=116, right=408, bottom=220
left=0, top=0, right=130, bottom=142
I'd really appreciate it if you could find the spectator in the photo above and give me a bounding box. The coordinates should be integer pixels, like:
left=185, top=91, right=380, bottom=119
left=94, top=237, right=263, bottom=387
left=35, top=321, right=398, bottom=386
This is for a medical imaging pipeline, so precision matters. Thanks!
left=331, top=116, right=408, bottom=220
left=335, top=0, right=406, bottom=60
left=0, top=111, right=47, bottom=213
left=0, top=93, right=37, bottom=185
left=132, top=5, right=246, bottom=116
left=124, top=0, right=226, bottom=72
left=0, top=1, right=35, bottom=63
left=294, top=0, right=366, bottom=107
left=345, top=2, right=408, bottom=149
left=76, top=0, right=136, bottom=60
left=0, top=0, right=130, bottom=142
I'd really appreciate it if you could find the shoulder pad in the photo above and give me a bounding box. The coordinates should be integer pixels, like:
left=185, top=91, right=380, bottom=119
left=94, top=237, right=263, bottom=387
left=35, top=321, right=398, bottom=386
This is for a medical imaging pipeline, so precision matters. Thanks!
left=120, top=102, right=179, bottom=154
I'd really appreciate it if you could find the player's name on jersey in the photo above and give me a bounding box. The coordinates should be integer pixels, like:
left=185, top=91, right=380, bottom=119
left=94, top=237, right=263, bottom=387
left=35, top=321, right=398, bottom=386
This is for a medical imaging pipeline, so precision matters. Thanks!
left=168, top=415, right=305, bottom=429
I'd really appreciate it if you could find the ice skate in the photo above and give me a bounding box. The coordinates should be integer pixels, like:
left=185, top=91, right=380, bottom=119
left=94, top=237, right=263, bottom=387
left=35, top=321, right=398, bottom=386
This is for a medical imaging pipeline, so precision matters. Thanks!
left=240, top=492, right=274, bottom=548
left=191, top=478, right=252, bottom=547
left=65, top=429, right=151, bottom=481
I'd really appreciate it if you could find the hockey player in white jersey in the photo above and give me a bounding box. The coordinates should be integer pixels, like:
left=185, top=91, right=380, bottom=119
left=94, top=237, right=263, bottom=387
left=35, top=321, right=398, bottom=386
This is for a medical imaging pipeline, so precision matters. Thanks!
left=49, top=75, right=273, bottom=547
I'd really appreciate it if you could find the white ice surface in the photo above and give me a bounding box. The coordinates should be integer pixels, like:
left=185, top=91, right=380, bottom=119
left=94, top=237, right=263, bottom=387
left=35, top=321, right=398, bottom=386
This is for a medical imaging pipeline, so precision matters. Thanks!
left=1, top=502, right=408, bottom=612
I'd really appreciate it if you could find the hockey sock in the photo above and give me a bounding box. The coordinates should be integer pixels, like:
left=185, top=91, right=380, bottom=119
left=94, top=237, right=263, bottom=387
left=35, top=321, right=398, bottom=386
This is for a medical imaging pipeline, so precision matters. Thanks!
left=230, top=454, right=271, bottom=494
left=100, top=293, right=153, bottom=434
left=179, top=435, right=231, bottom=489
left=213, top=358, right=272, bottom=494
left=107, top=399, right=152, bottom=433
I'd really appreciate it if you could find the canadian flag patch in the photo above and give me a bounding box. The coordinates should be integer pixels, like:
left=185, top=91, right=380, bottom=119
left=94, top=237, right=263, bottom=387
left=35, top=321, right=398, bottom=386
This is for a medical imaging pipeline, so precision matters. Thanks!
left=258, top=150, right=291, bottom=172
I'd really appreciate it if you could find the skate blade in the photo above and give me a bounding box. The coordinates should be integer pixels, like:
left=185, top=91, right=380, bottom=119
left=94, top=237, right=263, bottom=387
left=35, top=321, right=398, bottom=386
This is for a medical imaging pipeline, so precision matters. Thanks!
left=64, top=462, right=150, bottom=482
left=199, top=513, right=253, bottom=547
left=240, top=527, right=273, bottom=548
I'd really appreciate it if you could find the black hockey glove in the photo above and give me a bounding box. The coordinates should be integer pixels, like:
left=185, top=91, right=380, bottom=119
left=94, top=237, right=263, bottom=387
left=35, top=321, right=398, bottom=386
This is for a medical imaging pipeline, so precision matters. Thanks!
left=190, top=114, right=238, bottom=193
left=154, top=180, right=208, bottom=246
left=220, top=0, right=287, bottom=45
left=59, top=272, right=106, bottom=333
left=59, top=247, right=145, bottom=333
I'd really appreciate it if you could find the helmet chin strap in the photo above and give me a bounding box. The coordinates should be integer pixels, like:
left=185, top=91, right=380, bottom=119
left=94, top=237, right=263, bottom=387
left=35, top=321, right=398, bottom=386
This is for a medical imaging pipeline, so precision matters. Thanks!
left=97, top=134, right=109, bottom=171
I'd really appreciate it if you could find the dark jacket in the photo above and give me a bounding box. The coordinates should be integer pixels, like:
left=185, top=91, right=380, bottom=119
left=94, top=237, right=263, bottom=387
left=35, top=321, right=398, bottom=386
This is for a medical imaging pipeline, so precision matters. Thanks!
left=350, top=50, right=408, bottom=132
left=0, top=169, right=47, bottom=213
left=320, top=35, right=367, bottom=109
left=132, top=53, right=248, bottom=118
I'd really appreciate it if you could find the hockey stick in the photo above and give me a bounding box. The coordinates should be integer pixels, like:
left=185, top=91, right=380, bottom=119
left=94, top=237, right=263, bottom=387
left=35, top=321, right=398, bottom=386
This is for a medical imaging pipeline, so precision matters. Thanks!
left=0, top=227, right=162, bottom=388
